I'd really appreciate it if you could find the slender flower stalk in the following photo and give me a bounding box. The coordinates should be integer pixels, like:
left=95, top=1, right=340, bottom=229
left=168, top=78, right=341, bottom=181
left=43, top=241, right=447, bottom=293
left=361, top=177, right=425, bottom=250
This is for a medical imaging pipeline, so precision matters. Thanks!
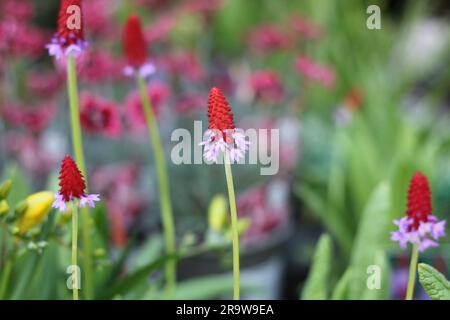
left=71, top=201, right=79, bottom=300
left=52, top=155, right=100, bottom=300
left=224, top=149, right=240, bottom=299
left=200, top=87, right=250, bottom=299
left=391, top=172, right=446, bottom=300
left=123, top=15, right=176, bottom=297
left=406, top=243, right=419, bottom=300
left=46, top=0, right=94, bottom=299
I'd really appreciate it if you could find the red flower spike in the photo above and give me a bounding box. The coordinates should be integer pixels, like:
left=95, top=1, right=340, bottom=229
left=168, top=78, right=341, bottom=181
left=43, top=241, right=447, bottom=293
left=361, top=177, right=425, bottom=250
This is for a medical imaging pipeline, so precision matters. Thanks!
left=406, top=171, right=432, bottom=229
left=207, top=87, right=235, bottom=134
left=57, top=0, right=85, bottom=47
left=58, top=155, right=87, bottom=201
left=123, top=15, right=148, bottom=67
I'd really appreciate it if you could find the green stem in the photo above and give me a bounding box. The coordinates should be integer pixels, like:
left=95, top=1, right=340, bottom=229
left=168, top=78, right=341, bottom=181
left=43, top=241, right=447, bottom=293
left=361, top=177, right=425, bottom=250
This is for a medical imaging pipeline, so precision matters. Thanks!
left=67, top=55, right=93, bottom=299
left=224, top=150, right=240, bottom=300
left=405, top=243, right=419, bottom=300
left=71, top=202, right=79, bottom=300
left=137, top=75, right=176, bottom=298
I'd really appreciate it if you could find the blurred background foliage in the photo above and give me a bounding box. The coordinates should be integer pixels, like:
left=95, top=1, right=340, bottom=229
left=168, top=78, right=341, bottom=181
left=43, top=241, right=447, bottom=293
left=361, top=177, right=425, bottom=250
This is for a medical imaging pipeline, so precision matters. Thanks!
left=0, top=0, right=449, bottom=299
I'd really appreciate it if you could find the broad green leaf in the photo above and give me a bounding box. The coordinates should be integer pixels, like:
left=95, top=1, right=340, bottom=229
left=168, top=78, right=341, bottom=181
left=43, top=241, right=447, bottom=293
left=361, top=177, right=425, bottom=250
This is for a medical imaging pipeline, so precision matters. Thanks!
left=301, top=234, right=332, bottom=300
left=331, top=268, right=352, bottom=300
left=348, top=182, right=390, bottom=299
left=418, top=263, right=450, bottom=300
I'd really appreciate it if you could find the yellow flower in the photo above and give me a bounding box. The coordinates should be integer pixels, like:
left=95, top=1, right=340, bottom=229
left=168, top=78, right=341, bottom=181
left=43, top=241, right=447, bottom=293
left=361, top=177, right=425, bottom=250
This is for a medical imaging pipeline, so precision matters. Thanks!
left=0, top=200, right=9, bottom=216
left=208, top=194, right=228, bottom=232
left=17, top=191, right=54, bottom=234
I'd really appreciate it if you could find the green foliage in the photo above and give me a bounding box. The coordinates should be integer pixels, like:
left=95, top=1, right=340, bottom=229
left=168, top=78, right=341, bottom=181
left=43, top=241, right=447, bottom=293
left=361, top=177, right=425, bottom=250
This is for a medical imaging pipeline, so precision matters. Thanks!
left=301, top=234, right=332, bottom=300
left=331, top=268, right=352, bottom=300
left=418, top=263, right=450, bottom=300
left=348, top=183, right=390, bottom=299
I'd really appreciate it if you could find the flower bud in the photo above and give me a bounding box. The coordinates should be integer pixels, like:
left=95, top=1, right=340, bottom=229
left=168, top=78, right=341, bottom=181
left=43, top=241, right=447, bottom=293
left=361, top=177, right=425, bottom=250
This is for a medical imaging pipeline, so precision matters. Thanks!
left=0, top=200, right=9, bottom=216
left=208, top=194, right=227, bottom=232
left=16, top=191, right=54, bottom=234
left=0, top=180, right=12, bottom=200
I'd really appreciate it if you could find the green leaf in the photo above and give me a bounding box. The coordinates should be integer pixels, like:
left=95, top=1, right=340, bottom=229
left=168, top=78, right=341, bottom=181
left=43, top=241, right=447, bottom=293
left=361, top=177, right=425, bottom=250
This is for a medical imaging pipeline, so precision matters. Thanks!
left=301, top=234, right=332, bottom=300
left=418, top=263, right=450, bottom=300
left=331, top=268, right=352, bottom=300
left=348, top=182, right=390, bottom=299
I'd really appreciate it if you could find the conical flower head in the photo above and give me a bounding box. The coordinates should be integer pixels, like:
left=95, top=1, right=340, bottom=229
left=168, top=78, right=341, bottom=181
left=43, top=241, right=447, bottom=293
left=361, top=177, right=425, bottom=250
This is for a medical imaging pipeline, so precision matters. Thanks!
left=391, top=171, right=446, bottom=252
left=57, top=0, right=84, bottom=46
left=46, top=0, right=88, bottom=58
left=207, top=87, right=235, bottom=134
left=58, top=155, right=86, bottom=201
left=123, top=15, right=148, bottom=68
left=406, top=172, right=432, bottom=229
left=200, top=87, right=249, bottom=163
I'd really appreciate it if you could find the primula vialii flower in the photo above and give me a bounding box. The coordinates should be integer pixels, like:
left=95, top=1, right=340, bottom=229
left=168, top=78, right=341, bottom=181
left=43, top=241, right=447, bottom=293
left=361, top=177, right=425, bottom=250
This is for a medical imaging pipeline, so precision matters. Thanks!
left=46, top=0, right=88, bottom=59
left=391, top=172, right=446, bottom=252
left=122, top=15, right=155, bottom=78
left=52, top=155, right=100, bottom=212
left=200, top=87, right=250, bottom=163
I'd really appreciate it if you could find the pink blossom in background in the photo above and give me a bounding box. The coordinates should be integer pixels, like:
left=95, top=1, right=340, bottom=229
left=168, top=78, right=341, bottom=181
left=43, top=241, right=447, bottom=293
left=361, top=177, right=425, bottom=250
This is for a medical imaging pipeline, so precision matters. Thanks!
left=79, top=50, right=125, bottom=83
left=160, top=51, right=205, bottom=82
left=80, top=93, right=122, bottom=138
left=249, top=70, right=285, bottom=103
left=175, top=92, right=206, bottom=114
left=0, top=17, right=47, bottom=58
left=145, top=14, right=177, bottom=44
left=2, top=0, right=35, bottom=21
left=3, top=132, right=56, bottom=176
left=125, top=81, right=170, bottom=129
left=2, top=103, right=56, bottom=133
left=294, top=55, right=336, bottom=88
left=248, top=24, right=290, bottom=52
left=91, top=164, right=146, bottom=247
left=27, top=70, right=64, bottom=98
left=237, top=181, right=290, bottom=244
left=84, top=0, right=118, bottom=38
left=289, top=14, right=324, bottom=40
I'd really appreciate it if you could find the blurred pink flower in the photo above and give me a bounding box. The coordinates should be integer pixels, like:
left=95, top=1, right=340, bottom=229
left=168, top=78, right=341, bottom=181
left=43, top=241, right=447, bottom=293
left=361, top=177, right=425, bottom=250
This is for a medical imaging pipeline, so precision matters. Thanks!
left=145, top=14, right=177, bottom=44
left=125, top=81, right=170, bottom=129
left=248, top=24, right=289, bottom=52
left=84, top=0, right=118, bottom=38
left=0, top=18, right=47, bottom=58
left=294, top=55, right=336, bottom=88
left=2, top=103, right=56, bottom=132
left=27, top=70, right=64, bottom=98
left=175, top=92, right=206, bottom=114
left=237, top=181, right=290, bottom=244
left=249, top=70, right=285, bottom=103
left=289, top=14, right=324, bottom=40
left=161, top=51, right=205, bottom=82
left=80, top=93, right=122, bottom=138
left=2, top=0, right=35, bottom=21
left=3, top=132, right=56, bottom=176
left=79, top=50, right=125, bottom=83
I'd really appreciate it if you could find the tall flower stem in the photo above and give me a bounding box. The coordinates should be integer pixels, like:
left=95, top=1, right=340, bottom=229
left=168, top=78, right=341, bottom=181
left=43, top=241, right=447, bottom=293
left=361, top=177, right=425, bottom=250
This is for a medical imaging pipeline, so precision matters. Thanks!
left=71, top=201, right=79, bottom=300
left=405, top=243, right=419, bottom=300
left=67, top=55, right=93, bottom=300
left=224, top=149, right=240, bottom=300
left=136, top=75, right=176, bottom=297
